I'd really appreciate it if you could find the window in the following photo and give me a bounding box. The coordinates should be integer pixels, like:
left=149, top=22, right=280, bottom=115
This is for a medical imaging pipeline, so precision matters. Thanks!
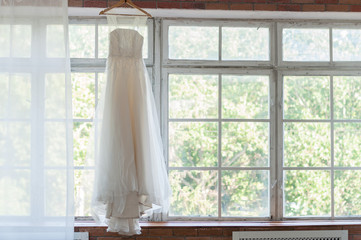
left=70, top=18, right=361, bottom=220
left=164, top=20, right=361, bottom=220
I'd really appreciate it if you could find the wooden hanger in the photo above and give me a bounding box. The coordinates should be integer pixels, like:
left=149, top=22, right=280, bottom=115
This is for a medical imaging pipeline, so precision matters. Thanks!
left=99, top=0, right=152, bottom=18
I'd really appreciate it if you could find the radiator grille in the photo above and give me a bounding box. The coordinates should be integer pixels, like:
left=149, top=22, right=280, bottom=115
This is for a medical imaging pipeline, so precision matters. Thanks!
left=233, top=230, right=348, bottom=240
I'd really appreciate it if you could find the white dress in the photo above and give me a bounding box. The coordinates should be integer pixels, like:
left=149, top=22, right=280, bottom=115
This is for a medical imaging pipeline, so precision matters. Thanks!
left=91, top=28, right=170, bottom=235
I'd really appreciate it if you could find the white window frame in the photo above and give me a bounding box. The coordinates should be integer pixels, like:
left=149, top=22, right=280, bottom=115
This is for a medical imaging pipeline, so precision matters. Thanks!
left=162, top=67, right=276, bottom=220
left=68, top=16, right=361, bottom=221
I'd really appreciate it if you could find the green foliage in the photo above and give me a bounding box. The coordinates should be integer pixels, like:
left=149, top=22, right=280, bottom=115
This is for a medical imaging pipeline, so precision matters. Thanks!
left=334, top=123, right=361, bottom=167
left=72, top=73, right=95, bottom=119
left=333, top=29, right=361, bottom=61
left=222, top=122, right=268, bottom=167
left=222, top=75, right=268, bottom=119
left=334, top=76, right=361, bottom=119
left=283, top=28, right=329, bottom=61
left=222, top=27, right=269, bottom=61
left=284, top=122, right=330, bottom=167
left=169, top=122, right=217, bottom=167
left=222, top=170, right=268, bottom=217
left=284, top=170, right=331, bottom=217
left=169, top=26, right=218, bottom=60
left=335, top=170, right=361, bottom=216
left=170, top=170, right=218, bottom=216
left=169, top=74, right=218, bottom=119
left=284, top=76, right=330, bottom=119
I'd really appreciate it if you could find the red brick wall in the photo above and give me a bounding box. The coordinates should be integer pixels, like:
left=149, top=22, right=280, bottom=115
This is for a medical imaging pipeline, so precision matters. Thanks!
left=68, top=0, right=361, bottom=12
left=76, top=224, right=361, bottom=240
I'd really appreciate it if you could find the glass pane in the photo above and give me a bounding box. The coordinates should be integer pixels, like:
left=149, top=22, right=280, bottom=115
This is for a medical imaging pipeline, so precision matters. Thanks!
left=169, top=74, right=218, bottom=119
left=45, top=73, right=66, bottom=119
left=75, top=169, right=94, bottom=216
left=69, top=24, right=95, bottom=58
left=46, top=25, right=65, bottom=58
left=12, top=25, right=31, bottom=58
left=222, top=75, right=269, bottom=119
left=45, top=170, right=66, bottom=216
left=72, top=73, right=95, bottom=119
left=284, top=170, right=331, bottom=217
left=98, top=25, right=148, bottom=59
left=0, top=122, right=31, bottom=167
left=169, top=26, right=218, bottom=60
left=222, top=122, right=268, bottom=167
left=222, top=170, right=269, bottom=217
left=333, top=29, right=361, bottom=61
left=169, top=170, right=218, bottom=216
left=335, top=170, right=361, bottom=216
left=335, top=123, right=361, bottom=167
left=284, top=122, right=330, bottom=167
left=334, top=76, right=361, bottom=119
left=98, top=73, right=106, bottom=103
left=284, top=76, right=330, bottom=119
left=283, top=28, right=330, bottom=61
left=0, top=169, right=30, bottom=216
left=169, top=122, right=217, bottom=167
left=0, top=73, right=9, bottom=119
left=0, top=25, right=10, bottom=57
left=3, top=74, right=31, bottom=119
left=222, top=27, right=269, bottom=61
left=45, top=122, right=67, bottom=167
left=73, top=122, right=93, bottom=166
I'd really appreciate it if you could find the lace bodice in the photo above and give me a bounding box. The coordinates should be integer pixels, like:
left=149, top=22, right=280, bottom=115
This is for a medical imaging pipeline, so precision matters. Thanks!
left=109, top=28, right=143, bottom=58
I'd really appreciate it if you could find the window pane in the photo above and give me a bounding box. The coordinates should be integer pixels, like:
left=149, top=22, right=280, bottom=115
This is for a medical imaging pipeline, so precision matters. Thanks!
left=169, top=74, right=218, bottom=119
left=334, top=76, right=361, bottom=119
left=169, top=122, right=218, bottom=167
left=45, top=170, right=66, bottom=216
left=46, top=25, right=65, bottom=58
left=98, top=25, right=148, bottom=59
left=284, top=170, right=331, bottom=217
left=333, top=29, right=361, bottom=61
left=222, top=170, right=269, bottom=217
left=222, top=122, right=268, bottom=167
left=0, top=73, right=9, bottom=119
left=73, top=122, right=93, bottom=167
left=222, top=27, right=269, bottom=61
left=0, top=169, right=30, bottom=216
left=222, top=75, right=269, bottom=119
left=0, top=25, right=10, bottom=57
left=98, top=73, right=106, bottom=103
left=45, top=73, right=66, bottom=119
left=169, top=170, right=218, bottom=217
left=0, top=74, right=31, bottom=119
left=69, top=24, right=95, bottom=58
left=12, top=25, right=31, bottom=58
left=0, top=122, right=31, bottom=167
left=72, top=73, right=95, bottom=119
left=75, top=169, right=94, bottom=216
left=334, top=123, right=361, bottom=167
left=335, top=170, right=361, bottom=216
left=45, top=122, right=67, bottom=167
left=283, top=76, right=330, bottom=119
left=284, top=122, right=330, bottom=167
left=169, top=26, right=218, bottom=60
left=283, top=28, right=329, bottom=61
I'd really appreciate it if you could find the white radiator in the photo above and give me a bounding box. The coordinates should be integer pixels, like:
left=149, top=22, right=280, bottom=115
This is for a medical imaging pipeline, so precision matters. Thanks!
left=233, top=230, right=348, bottom=240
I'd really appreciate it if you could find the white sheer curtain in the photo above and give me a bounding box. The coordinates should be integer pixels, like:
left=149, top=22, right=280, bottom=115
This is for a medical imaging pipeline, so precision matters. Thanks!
left=0, top=1, right=74, bottom=239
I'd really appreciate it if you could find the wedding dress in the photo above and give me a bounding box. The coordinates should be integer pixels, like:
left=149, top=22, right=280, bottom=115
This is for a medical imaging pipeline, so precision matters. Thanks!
left=91, top=28, right=170, bottom=235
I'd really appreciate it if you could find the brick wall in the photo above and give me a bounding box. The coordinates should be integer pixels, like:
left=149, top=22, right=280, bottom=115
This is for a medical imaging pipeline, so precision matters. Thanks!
left=76, top=224, right=361, bottom=240
left=68, top=0, right=361, bottom=12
